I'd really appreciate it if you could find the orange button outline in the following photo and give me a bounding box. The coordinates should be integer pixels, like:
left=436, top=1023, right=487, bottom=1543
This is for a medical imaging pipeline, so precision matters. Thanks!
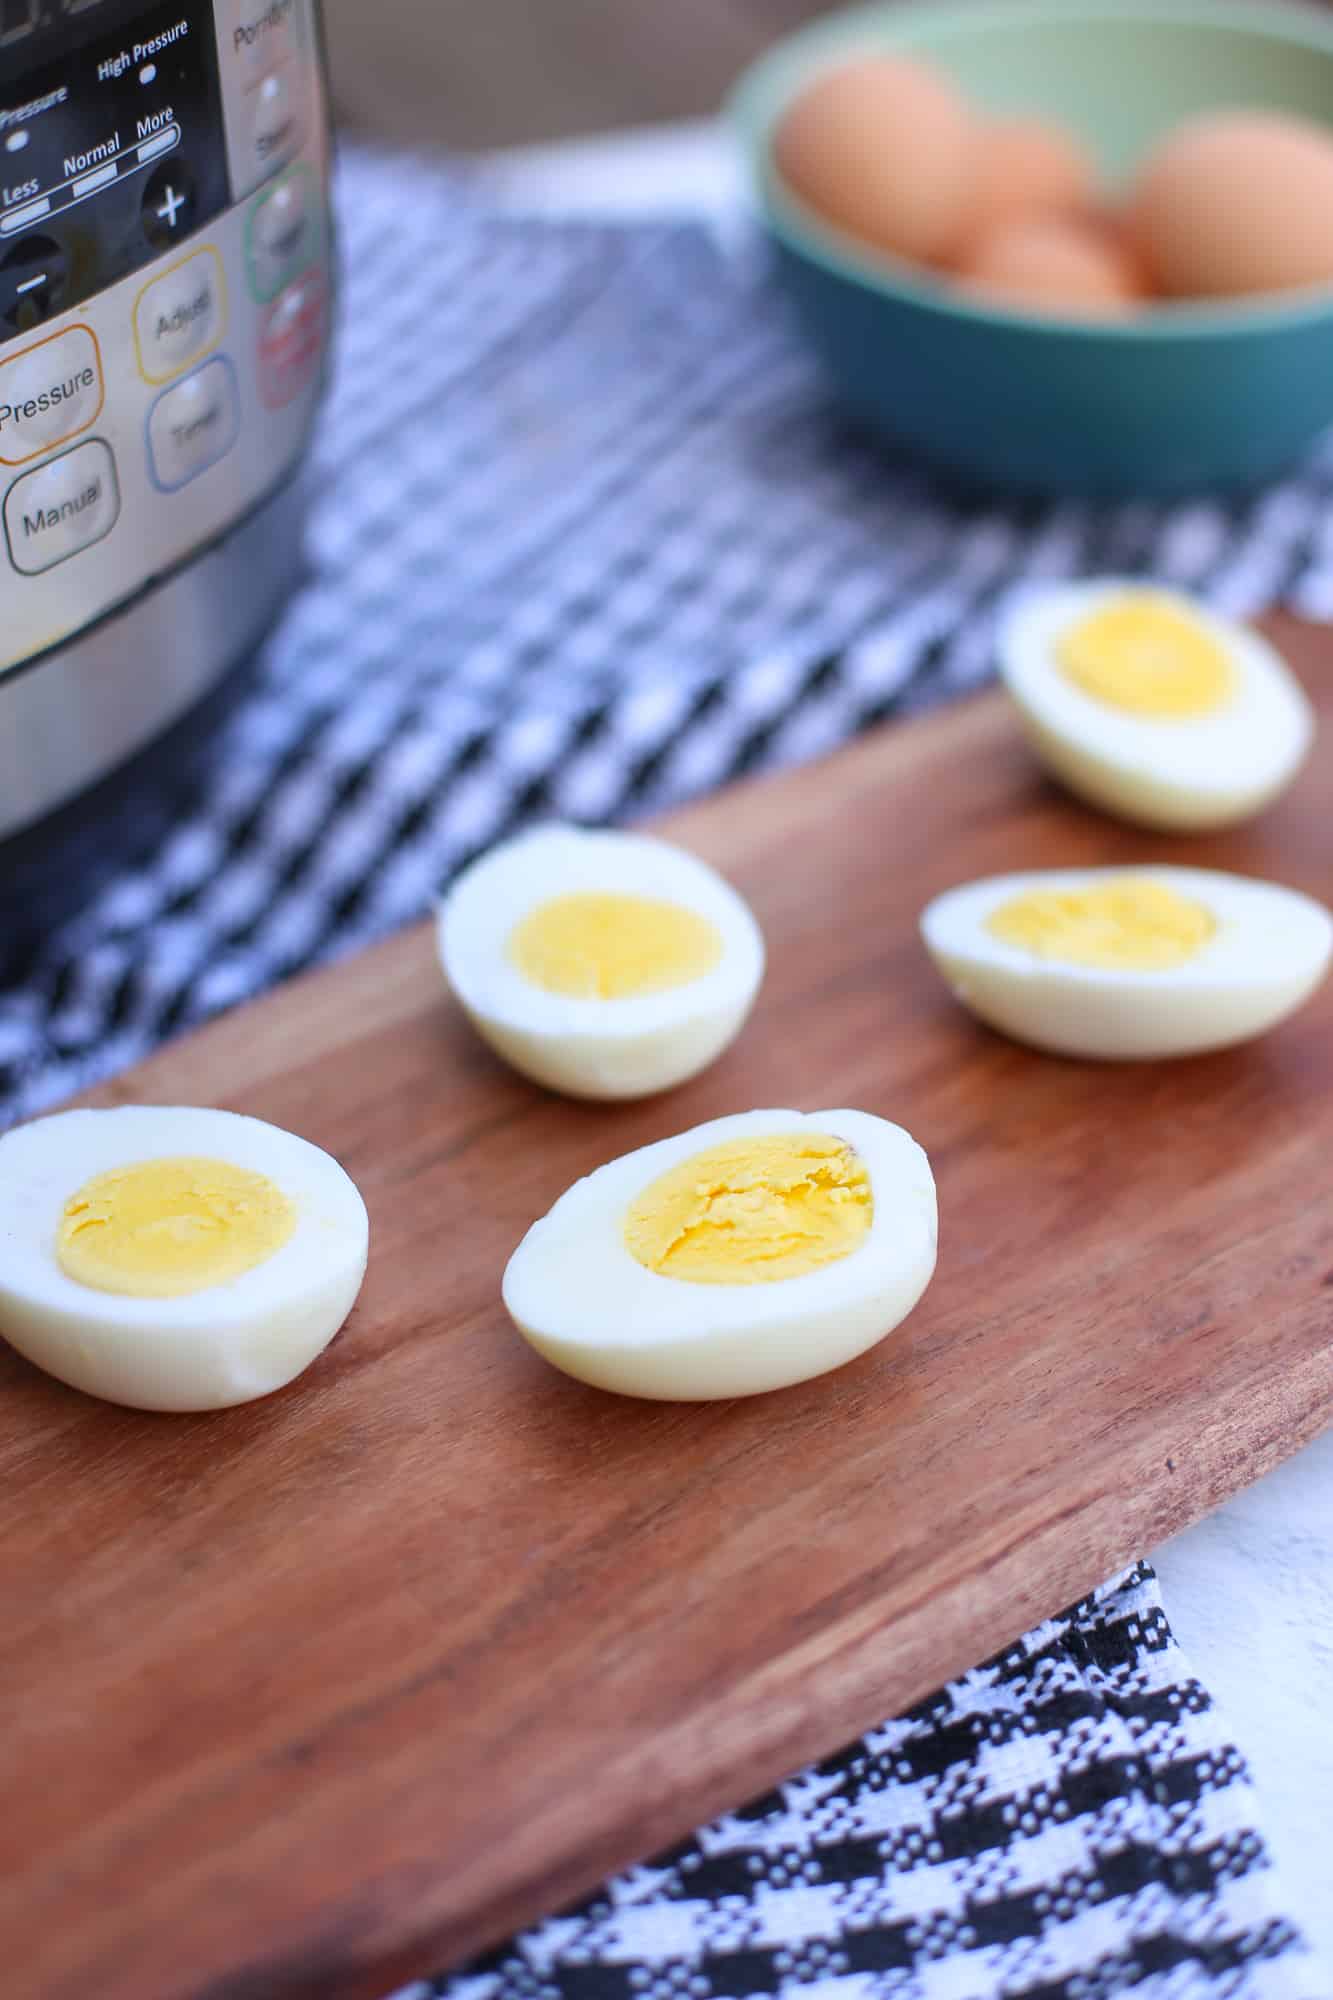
left=0, top=324, right=105, bottom=468
left=133, top=245, right=227, bottom=386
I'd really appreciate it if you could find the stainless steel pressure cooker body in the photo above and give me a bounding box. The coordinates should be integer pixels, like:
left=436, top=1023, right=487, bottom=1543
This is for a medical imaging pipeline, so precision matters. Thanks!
left=0, top=0, right=332, bottom=904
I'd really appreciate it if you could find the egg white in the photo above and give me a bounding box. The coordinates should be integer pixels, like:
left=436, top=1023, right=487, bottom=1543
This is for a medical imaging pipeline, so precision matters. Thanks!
left=999, top=580, right=1314, bottom=831
left=0, top=1105, right=369, bottom=1412
left=921, top=866, right=1333, bottom=1060
left=503, top=1107, right=937, bottom=1400
left=437, top=825, right=766, bottom=1099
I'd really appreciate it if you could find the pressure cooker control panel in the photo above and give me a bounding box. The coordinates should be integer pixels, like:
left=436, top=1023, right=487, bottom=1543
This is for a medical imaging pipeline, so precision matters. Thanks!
left=0, top=0, right=330, bottom=673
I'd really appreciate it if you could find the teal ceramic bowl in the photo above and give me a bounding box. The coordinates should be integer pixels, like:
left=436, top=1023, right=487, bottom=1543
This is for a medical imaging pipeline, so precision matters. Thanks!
left=731, top=0, right=1333, bottom=496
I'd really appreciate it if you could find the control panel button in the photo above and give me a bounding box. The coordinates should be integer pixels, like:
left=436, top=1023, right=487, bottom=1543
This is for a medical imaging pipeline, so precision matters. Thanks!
left=251, top=69, right=303, bottom=178
left=134, top=247, right=225, bottom=384
left=141, top=163, right=200, bottom=252
left=4, top=439, right=119, bottom=576
left=258, top=265, right=326, bottom=409
left=1, top=236, right=70, bottom=336
left=246, top=166, right=316, bottom=301
left=148, top=357, right=240, bottom=491
left=0, top=326, right=103, bottom=467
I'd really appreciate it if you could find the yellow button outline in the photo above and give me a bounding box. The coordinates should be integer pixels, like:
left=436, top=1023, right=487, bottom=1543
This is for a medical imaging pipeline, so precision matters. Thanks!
left=132, top=246, right=227, bottom=386
left=0, top=324, right=105, bottom=468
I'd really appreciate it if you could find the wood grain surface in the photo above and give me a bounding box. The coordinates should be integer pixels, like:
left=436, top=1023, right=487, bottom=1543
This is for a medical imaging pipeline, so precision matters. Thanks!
left=3, top=614, right=1331, bottom=2000
left=324, top=0, right=837, bottom=150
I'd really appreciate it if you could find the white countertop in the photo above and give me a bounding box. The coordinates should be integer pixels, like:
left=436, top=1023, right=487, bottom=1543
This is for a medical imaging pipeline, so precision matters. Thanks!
left=475, top=120, right=1333, bottom=1976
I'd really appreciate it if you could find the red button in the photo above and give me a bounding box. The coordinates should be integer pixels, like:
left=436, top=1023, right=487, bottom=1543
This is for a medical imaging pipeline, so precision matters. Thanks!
left=257, top=265, right=326, bottom=409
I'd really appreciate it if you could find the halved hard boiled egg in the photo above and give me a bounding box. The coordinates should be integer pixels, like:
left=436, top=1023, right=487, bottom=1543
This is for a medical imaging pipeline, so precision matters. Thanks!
left=503, top=1107, right=937, bottom=1400
left=999, top=581, right=1314, bottom=830
left=0, top=1105, right=369, bottom=1411
left=921, top=866, right=1332, bottom=1060
left=437, top=826, right=765, bottom=1099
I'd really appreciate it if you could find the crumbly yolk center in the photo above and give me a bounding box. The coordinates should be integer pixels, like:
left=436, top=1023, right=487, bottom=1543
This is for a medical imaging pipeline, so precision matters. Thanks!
left=57, top=1155, right=297, bottom=1298
left=623, top=1132, right=873, bottom=1286
left=508, top=891, right=723, bottom=1000
left=987, top=877, right=1217, bottom=972
left=1057, top=593, right=1235, bottom=718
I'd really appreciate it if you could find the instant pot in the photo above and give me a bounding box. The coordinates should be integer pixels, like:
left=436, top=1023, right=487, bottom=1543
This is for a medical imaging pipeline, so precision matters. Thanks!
left=0, top=0, right=331, bottom=920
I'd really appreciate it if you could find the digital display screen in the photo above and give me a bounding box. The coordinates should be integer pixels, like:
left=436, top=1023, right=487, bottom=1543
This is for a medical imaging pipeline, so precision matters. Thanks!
left=0, top=0, right=228, bottom=341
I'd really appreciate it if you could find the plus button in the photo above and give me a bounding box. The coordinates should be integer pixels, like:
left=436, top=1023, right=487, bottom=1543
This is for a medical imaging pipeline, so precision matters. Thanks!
left=141, top=162, right=197, bottom=248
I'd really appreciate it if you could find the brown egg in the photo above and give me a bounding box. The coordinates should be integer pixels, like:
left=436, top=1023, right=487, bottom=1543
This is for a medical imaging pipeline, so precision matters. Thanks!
left=773, top=55, right=981, bottom=265
left=1131, top=111, right=1333, bottom=299
left=953, top=116, right=1098, bottom=255
left=953, top=214, right=1146, bottom=319
left=1082, top=200, right=1157, bottom=293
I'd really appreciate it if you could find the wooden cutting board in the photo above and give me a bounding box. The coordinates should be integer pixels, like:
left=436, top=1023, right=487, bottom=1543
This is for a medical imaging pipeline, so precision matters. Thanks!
left=3, top=614, right=1331, bottom=2000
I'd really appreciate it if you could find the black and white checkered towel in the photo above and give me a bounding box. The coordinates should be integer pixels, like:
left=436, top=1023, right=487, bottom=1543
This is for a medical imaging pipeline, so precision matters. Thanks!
left=3, top=144, right=1328, bottom=1995
left=420, top=1566, right=1310, bottom=2000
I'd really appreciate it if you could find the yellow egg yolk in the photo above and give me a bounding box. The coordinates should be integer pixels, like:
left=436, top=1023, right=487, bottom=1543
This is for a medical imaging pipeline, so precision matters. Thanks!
left=508, top=891, right=723, bottom=1000
left=623, top=1132, right=873, bottom=1286
left=57, top=1156, right=296, bottom=1298
left=1057, top=593, right=1235, bottom=718
left=987, top=877, right=1217, bottom=971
